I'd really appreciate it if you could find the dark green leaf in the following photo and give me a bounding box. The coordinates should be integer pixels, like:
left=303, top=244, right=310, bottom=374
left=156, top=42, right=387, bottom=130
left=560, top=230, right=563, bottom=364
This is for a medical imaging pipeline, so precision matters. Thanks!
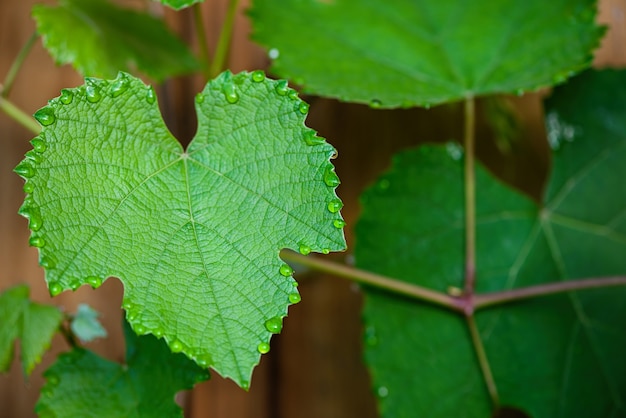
left=250, top=0, right=604, bottom=108
left=356, top=70, right=626, bottom=417
left=33, top=0, right=199, bottom=81
left=16, top=71, right=345, bottom=387
left=35, top=320, right=209, bottom=418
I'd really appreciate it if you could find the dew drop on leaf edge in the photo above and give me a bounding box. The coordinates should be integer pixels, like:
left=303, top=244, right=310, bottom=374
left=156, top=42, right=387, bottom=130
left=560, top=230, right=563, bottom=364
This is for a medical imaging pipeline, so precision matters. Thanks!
left=257, top=342, right=270, bottom=354
left=86, top=276, right=102, bottom=289
left=265, top=317, right=283, bottom=334
left=299, top=243, right=311, bottom=255
left=49, top=282, right=63, bottom=297
left=34, top=106, right=56, bottom=126
left=29, top=236, right=45, bottom=247
left=40, top=256, right=56, bottom=269
left=30, top=137, right=47, bottom=153
left=289, top=292, right=301, bottom=304
left=251, top=70, right=265, bottom=82
left=222, top=82, right=239, bottom=104
left=109, top=75, right=129, bottom=98
left=145, top=86, right=156, bottom=104
left=59, top=89, right=73, bottom=104
left=85, top=84, right=102, bottom=103
left=333, top=219, right=346, bottom=229
left=14, top=162, right=35, bottom=178
left=327, top=198, right=343, bottom=213
left=23, top=182, right=34, bottom=194
left=275, top=80, right=289, bottom=96
left=170, top=339, right=183, bottom=353
left=279, top=263, right=294, bottom=277
left=323, top=165, right=341, bottom=187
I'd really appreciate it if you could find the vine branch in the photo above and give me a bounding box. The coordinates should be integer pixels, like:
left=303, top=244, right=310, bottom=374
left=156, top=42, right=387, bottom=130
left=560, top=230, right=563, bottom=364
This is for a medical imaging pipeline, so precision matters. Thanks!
left=208, top=0, right=241, bottom=78
left=463, top=97, right=477, bottom=297
left=193, top=4, right=211, bottom=80
left=466, top=315, right=499, bottom=408
left=0, top=95, right=40, bottom=134
left=2, top=32, right=38, bottom=98
left=280, top=250, right=465, bottom=312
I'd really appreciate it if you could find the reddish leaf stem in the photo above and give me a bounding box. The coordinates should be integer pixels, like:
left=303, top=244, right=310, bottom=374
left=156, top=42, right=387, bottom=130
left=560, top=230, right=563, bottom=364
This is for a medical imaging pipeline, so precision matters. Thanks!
left=466, top=315, right=499, bottom=408
left=474, top=276, right=626, bottom=310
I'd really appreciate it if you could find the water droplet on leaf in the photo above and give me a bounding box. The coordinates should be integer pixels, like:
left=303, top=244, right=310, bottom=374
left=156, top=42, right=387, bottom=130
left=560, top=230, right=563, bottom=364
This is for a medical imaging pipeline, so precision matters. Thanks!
left=333, top=219, right=346, bottom=229
left=134, top=324, right=146, bottom=334
left=297, top=102, right=309, bottom=115
left=29, top=236, right=45, bottom=247
left=251, top=70, right=265, bottom=82
left=30, top=137, right=47, bottom=153
left=15, top=162, right=34, bottom=178
left=145, top=86, right=156, bottom=104
left=265, top=317, right=283, bottom=334
left=34, top=107, right=56, bottom=126
left=195, top=93, right=205, bottom=104
left=377, top=386, right=389, bottom=398
left=369, top=99, right=382, bottom=109
left=70, top=281, right=81, bottom=291
left=321, top=248, right=330, bottom=254
left=28, top=213, right=43, bottom=231
left=23, top=182, right=34, bottom=194
left=327, top=198, right=343, bottom=213
left=279, top=264, right=293, bottom=277
left=223, top=82, right=239, bottom=104
left=275, top=80, right=289, bottom=96
left=59, top=89, right=74, bottom=104
left=25, top=150, right=43, bottom=164
left=85, top=82, right=102, bottom=103
left=289, top=292, right=301, bottom=304
left=298, top=244, right=311, bottom=255
left=323, top=165, right=340, bottom=187
left=257, top=342, right=270, bottom=354
left=49, top=282, right=63, bottom=296
left=40, top=256, right=56, bottom=269
left=170, top=339, right=183, bottom=352
left=86, top=276, right=102, bottom=289
left=153, top=328, right=164, bottom=338
left=303, top=130, right=325, bottom=146
left=109, top=75, right=129, bottom=98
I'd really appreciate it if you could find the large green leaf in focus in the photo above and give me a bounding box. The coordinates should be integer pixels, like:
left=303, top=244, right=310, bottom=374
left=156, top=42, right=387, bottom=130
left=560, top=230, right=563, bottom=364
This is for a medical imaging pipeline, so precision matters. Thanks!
left=15, top=70, right=345, bottom=387
left=33, top=0, right=199, bottom=81
left=249, top=0, right=604, bottom=108
left=0, top=285, right=63, bottom=375
left=35, top=320, right=209, bottom=418
left=355, top=69, right=626, bottom=417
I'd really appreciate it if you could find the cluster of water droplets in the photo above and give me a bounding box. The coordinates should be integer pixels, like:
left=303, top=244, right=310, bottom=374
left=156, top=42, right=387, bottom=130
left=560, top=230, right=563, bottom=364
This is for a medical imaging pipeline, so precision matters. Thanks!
left=546, top=110, right=579, bottom=150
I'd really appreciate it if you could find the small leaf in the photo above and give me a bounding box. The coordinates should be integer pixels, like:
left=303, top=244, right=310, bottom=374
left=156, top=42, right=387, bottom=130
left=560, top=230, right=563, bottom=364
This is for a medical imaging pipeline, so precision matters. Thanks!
left=35, top=320, right=209, bottom=418
left=70, top=304, right=107, bottom=343
left=249, top=0, right=604, bottom=107
left=0, top=285, right=63, bottom=375
left=16, top=71, right=345, bottom=387
left=153, top=0, right=204, bottom=10
left=32, top=0, right=199, bottom=81
left=356, top=70, right=626, bottom=417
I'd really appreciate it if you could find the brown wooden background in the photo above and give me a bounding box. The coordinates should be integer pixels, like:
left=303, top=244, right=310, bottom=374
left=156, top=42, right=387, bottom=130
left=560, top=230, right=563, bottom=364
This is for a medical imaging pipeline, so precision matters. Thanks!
left=1, top=1, right=624, bottom=417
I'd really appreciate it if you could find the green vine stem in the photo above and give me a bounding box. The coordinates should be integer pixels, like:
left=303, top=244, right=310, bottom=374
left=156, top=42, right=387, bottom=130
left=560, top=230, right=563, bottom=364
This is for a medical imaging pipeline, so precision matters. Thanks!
left=193, top=4, right=211, bottom=80
left=466, top=315, right=499, bottom=408
left=0, top=95, right=41, bottom=134
left=281, top=250, right=464, bottom=312
left=463, top=97, right=477, bottom=296
left=2, top=32, right=38, bottom=98
left=208, top=0, right=241, bottom=78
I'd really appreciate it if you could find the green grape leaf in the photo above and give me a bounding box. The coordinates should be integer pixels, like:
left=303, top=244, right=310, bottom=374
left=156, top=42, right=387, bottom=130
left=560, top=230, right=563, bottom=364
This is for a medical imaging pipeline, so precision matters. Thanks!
left=35, top=320, right=209, bottom=418
left=355, top=70, right=626, bottom=417
left=70, top=304, right=107, bottom=343
left=15, top=70, right=345, bottom=387
left=32, top=0, right=199, bottom=81
left=153, top=0, right=204, bottom=11
left=249, top=0, right=604, bottom=108
left=0, top=285, right=63, bottom=375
